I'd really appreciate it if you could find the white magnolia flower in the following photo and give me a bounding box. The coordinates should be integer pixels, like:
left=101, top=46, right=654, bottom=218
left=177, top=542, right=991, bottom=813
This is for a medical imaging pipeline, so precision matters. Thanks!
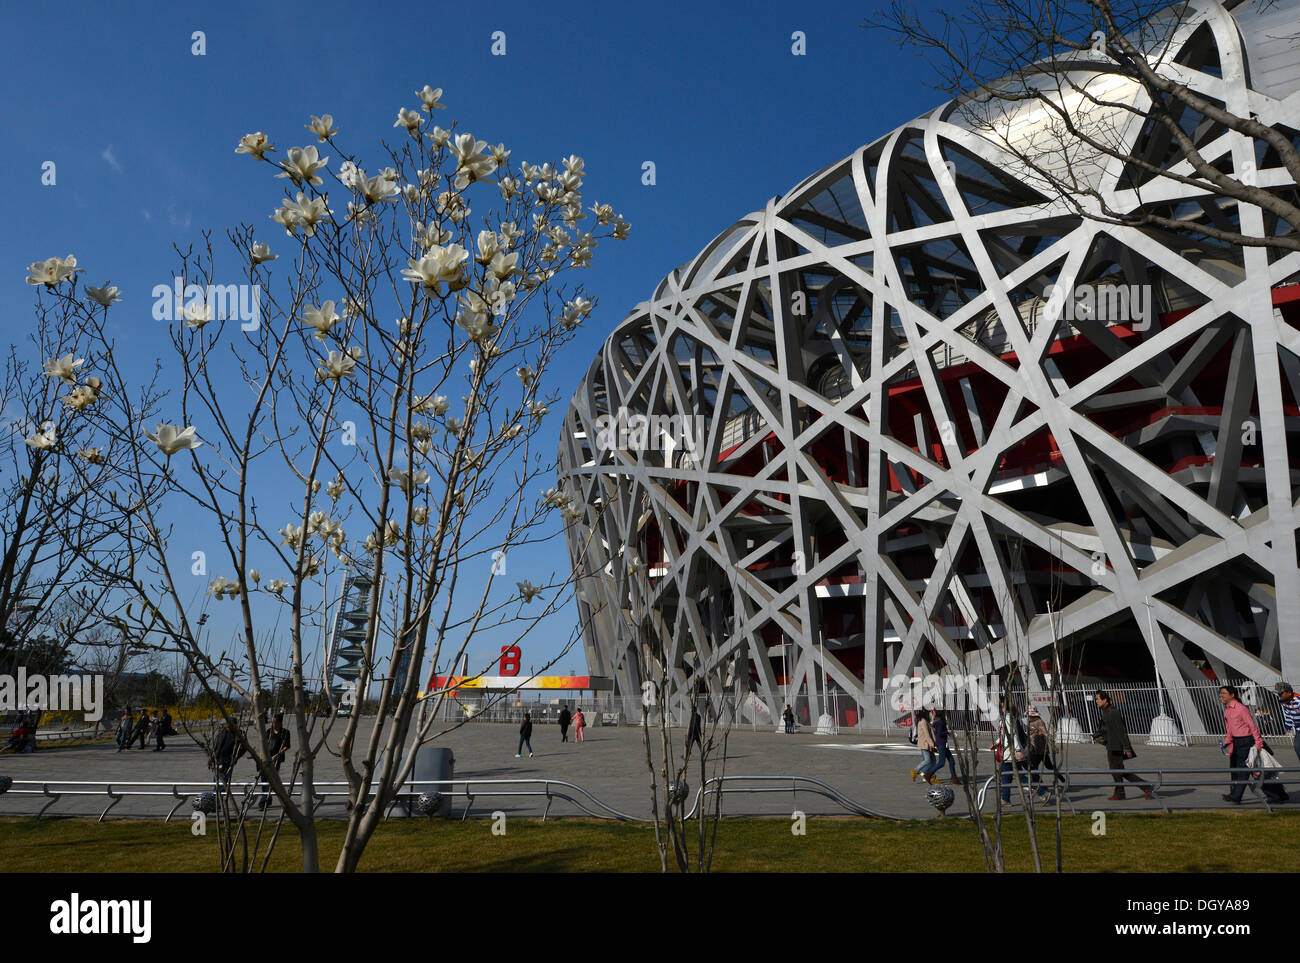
left=207, top=576, right=232, bottom=598
left=498, top=176, right=521, bottom=200
left=411, top=505, right=429, bottom=525
left=306, top=114, right=337, bottom=141
left=356, top=171, right=400, bottom=205
left=499, top=221, right=523, bottom=247
left=337, top=160, right=362, bottom=189
left=384, top=519, right=403, bottom=545
left=301, top=301, right=340, bottom=340
left=279, top=523, right=303, bottom=548
left=248, top=568, right=260, bottom=584
left=416, top=85, right=446, bottom=111
left=394, top=107, right=423, bottom=135
left=517, top=580, right=542, bottom=603
left=85, top=283, right=122, bottom=307
left=562, top=155, right=585, bottom=177
left=266, top=578, right=287, bottom=594
left=540, top=487, right=571, bottom=509
left=402, top=244, right=469, bottom=295
left=316, top=350, right=357, bottom=382
left=235, top=132, right=275, bottom=158
left=427, top=125, right=452, bottom=148
left=387, top=466, right=430, bottom=493
left=364, top=532, right=380, bottom=554
left=326, top=475, right=345, bottom=500
left=250, top=242, right=277, bottom=264
left=490, top=143, right=510, bottom=165
left=486, top=250, right=519, bottom=281
left=25, top=424, right=57, bottom=451
left=300, top=554, right=322, bottom=579
left=455, top=307, right=497, bottom=344
left=78, top=447, right=104, bottom=464
left=415, top=437, right=432, bottom=456
left=612, top=216, right=631, bottom=240
left=476, top=230, right=500, bottom=264
left=271, top=193, right=331, bottom=237
left=414, top=393, right=450, bottom=417
left=43, top=353, right=86, bottom=385
left=26, top=255, right=80, bottom=287
left=485, top=278, right=516, bottom=315
left=504, top=423, right=521, bottom=440
left=183, top=299, right=214, bottom=329
left=445, top=416, right=463, bottom=437
left=527, top=401, right=549, bottom=420
left=144, top=423, right=202, bottom=456
left=517, top=366, right=535, bottom=387
left=451, top=133, right=497, bottom=189
left=62, top=385, right=98, bottom=411
left=276, top=145, right=329, bottom=187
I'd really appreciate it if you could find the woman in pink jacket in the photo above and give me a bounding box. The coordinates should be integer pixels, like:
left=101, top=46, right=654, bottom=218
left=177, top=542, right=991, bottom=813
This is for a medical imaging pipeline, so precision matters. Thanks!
left=573, top=707, right=586, bottom=743
left=1220, top=685, right=1263, bottom=804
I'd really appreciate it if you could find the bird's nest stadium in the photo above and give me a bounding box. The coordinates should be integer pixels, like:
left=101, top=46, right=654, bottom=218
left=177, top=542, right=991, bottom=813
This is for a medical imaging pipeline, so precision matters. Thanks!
left=559, top=0, right=1300, bottom=732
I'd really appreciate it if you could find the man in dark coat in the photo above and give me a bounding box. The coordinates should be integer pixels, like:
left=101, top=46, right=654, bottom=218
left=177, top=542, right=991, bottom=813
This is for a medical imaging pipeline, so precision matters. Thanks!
left=212, top=720, right=244, bottom=785
left=557, top=705, right=572, bottom=743
left=1094, top=690, right=1153, bottom=800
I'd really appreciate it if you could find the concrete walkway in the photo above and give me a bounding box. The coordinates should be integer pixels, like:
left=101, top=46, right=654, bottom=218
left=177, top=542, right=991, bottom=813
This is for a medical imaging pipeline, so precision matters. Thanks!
left=2, top=718, right=1296, bottom=820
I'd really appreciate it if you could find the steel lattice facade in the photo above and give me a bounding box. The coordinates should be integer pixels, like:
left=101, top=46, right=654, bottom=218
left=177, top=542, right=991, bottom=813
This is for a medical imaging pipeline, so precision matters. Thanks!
left=560, top=0, right=1300, bottom=731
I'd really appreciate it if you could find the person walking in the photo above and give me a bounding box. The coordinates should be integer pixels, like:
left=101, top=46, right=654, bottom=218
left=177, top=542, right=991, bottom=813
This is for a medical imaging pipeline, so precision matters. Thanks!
left=1025, top=704, right=1065, bottom=797
left=996, top=700, right=1031, bottom=804
left=557, top=705, right=572, bottom=743
left=1219, top=685, right=1264, bottom=804
left=921, top=710, right=961, bottom=785
left=115, top=708, right=133, bottom=752
left=211, top=720, right=243, bottom=786
left=1093, top=690, right=1153, bottom=800
left=782, top=704, right=795, bottom=734
left=686, top=703, right=703, bottom=752
left=516, top=712, right=534, bottom=758
left=132, top=708, right=151, bottom=749
left=573, top=706, right=586, bottom=743
left=153, top=709, right=174, bottom=752
left=1262, top=682, right=1300, bottom=765
left=260, top=712, right=291, bottom=809
left=910, top=708, right=937, bottom=782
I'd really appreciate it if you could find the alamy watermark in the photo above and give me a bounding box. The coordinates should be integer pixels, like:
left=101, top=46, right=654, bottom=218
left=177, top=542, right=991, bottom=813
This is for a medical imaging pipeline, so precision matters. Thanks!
left=594, top=408, right=706, bottom=462
left=0, top=668, right=104, bottom=722
left=1043, top=282, right=1153, bottom=331
left=884, top=672, right=1000, bottom=714
left=151, top=278, right=262, bottom=331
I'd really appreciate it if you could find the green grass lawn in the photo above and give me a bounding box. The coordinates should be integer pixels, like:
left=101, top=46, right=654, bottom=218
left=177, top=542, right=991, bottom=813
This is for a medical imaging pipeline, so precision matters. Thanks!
left=0, top=810, right=1293, bottom=872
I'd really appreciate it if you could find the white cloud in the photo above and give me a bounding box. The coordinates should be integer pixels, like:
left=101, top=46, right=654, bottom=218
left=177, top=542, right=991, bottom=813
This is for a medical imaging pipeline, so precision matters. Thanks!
left=100, top=145, right=123, bottom=173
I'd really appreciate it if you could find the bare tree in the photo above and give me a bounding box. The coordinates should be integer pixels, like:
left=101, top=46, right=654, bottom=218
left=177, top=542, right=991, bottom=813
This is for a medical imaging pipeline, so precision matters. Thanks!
left=876, top=0, right=1300, bottom=252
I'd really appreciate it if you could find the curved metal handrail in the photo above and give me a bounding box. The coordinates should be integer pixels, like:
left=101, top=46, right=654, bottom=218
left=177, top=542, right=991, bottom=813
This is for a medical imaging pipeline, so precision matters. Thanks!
left=682, top=774, right=911, bottom=820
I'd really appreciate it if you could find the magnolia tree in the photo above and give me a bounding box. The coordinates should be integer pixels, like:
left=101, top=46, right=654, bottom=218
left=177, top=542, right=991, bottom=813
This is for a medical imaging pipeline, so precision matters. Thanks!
left=0, top=279, right=146, bottom=679
left=30, top=85, right=627, bottom=872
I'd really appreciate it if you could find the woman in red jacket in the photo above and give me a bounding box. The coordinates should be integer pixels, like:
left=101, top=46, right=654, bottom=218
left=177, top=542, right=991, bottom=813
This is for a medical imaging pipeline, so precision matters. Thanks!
left=1220, top=685, right=1264, bottom=804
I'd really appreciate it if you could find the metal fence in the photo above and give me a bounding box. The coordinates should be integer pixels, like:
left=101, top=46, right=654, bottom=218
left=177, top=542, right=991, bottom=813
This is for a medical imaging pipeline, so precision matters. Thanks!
left=426, top=682, right=1298, bottom=747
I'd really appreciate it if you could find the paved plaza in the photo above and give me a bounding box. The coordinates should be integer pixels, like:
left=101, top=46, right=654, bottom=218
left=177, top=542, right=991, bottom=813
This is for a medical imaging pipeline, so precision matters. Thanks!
left=2, top=718, right=1297, bottom=821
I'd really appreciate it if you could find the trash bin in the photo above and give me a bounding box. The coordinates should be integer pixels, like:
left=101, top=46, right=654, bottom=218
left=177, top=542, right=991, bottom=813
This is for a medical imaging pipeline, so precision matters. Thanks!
left=399, top=746, right=455, bottom=818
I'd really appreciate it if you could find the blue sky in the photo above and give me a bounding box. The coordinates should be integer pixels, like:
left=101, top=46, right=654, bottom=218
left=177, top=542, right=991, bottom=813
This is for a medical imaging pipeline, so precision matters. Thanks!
left=2, top=0, right=945, bottom=681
